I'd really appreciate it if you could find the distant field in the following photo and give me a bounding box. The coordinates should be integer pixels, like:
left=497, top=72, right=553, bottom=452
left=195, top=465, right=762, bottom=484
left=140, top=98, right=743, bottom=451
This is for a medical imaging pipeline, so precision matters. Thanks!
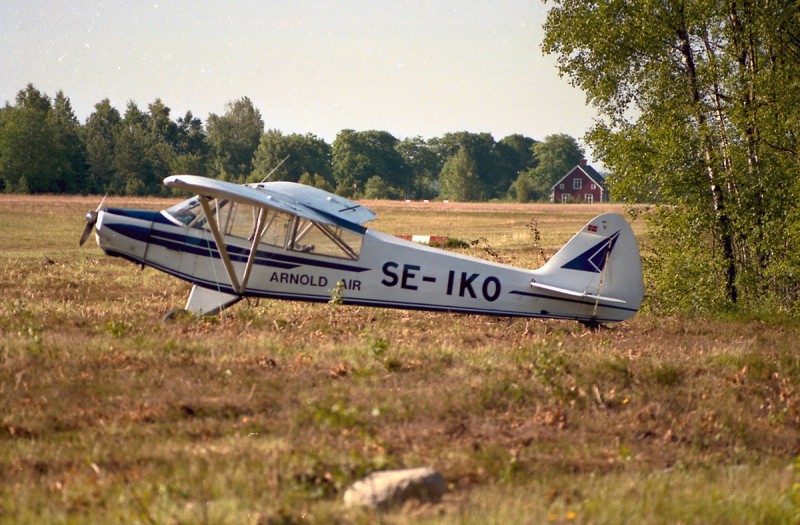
left=365, top=199, right=642, bottom=255
left=1, top=195, right=798, bottom=524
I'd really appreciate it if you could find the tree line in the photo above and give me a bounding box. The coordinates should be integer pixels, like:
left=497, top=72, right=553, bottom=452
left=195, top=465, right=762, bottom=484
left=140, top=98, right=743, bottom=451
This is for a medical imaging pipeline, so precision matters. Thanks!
left=0, top=83, right=590, bottom=202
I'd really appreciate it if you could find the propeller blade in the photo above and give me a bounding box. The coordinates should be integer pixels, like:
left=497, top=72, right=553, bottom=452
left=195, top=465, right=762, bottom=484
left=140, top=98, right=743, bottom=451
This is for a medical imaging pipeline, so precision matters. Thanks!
left=79, top=220, right=95, bottom=246
left=79, top=194, right=108, bottom=246
left=95, top=193, right=107, bottom=213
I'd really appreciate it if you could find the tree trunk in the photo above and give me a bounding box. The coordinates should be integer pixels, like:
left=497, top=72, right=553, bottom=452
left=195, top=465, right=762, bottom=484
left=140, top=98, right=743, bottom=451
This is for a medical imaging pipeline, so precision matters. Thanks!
left=677, top=21, right=739, bottom=303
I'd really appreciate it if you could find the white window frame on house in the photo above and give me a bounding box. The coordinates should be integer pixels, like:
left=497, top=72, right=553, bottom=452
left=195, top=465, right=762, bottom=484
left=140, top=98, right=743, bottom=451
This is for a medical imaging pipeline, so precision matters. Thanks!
left=559, top=183, right=564, bottom=190
left=573, top=178, right=582, bottom=190
left=591, top=184, right=596, bottom=190
left=561, top=194, right=570, bottom=203
left=585, top=193, right=593, bottom=204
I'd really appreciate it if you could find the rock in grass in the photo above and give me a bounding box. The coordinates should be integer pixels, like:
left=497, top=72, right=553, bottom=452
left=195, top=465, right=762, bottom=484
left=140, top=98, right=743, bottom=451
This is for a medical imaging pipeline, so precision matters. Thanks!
left=343, top=467, right=445, bottom=510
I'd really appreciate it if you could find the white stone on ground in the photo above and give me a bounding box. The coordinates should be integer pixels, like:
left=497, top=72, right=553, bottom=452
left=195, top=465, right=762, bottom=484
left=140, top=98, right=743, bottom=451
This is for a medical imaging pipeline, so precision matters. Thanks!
left=343, top=467, right=445, bottom=510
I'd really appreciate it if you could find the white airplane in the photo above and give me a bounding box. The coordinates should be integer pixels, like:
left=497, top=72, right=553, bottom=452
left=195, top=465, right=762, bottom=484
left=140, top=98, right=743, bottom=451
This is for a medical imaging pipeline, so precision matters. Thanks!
left=80, top=175, right=644, bottom=325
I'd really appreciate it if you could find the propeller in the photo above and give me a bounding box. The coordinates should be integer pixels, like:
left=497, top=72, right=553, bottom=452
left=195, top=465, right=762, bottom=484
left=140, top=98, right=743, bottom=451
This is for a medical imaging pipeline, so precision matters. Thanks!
left=79, top=194, right=107, bottom=246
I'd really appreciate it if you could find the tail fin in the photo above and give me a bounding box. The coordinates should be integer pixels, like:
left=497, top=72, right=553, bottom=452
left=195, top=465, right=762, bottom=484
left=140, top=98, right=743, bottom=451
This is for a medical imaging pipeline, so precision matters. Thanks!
left=532, top=213, right=644, bottom=321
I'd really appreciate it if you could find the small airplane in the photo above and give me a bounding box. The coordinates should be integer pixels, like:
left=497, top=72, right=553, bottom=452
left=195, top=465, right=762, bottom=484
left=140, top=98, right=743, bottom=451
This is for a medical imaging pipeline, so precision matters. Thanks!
left=80, top=175, right=644, bottom=325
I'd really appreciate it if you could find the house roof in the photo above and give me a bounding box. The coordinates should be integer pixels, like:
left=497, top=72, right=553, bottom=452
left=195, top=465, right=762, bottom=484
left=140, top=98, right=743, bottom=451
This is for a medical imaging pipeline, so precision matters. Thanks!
left=550, top=163, right=606, bottom=192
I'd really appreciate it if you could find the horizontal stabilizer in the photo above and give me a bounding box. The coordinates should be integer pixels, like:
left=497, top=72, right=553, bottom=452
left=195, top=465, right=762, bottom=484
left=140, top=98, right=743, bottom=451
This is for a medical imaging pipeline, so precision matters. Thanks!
left=530, top=282, right=627, bottom=304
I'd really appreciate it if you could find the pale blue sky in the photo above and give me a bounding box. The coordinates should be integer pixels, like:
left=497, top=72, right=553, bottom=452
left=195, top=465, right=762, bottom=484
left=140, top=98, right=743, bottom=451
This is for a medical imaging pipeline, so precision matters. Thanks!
left=2, top=1, right=601, bottom=162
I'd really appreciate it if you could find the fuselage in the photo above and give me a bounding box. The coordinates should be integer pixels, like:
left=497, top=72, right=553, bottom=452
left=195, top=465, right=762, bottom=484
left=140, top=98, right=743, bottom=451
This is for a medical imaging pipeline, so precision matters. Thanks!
left=95, top=206, right=639, bottom=323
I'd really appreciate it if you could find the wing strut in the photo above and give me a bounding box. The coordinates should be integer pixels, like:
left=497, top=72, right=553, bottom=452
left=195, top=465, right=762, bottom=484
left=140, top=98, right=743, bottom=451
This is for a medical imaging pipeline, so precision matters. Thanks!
left=240, top=207, right=266, bottom=292
left=199, top=196, right=242, bottom=294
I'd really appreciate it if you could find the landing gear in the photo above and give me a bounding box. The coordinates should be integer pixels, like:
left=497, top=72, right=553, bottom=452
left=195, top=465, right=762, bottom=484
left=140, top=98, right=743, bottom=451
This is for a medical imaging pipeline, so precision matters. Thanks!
left=579, top=317, right=602, bottom=331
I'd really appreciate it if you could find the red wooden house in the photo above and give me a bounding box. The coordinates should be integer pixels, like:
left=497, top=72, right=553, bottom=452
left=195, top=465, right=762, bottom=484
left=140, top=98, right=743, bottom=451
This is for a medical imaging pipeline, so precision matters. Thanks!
left=550, top=159, right=606, bottom=203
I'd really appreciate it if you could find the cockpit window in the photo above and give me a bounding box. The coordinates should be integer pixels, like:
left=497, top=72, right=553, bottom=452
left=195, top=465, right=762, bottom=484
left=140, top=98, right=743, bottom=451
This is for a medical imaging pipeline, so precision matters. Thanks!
left=289, top=217, right=362, bottom=259
left=162, top=196, right=362, bottom=259
left=262, top=210, right=363, bottom=259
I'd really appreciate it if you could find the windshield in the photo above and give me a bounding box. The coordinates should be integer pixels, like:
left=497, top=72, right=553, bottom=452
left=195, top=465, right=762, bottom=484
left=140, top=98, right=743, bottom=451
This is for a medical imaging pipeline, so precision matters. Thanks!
left=163, top=197, right=203, bottom=226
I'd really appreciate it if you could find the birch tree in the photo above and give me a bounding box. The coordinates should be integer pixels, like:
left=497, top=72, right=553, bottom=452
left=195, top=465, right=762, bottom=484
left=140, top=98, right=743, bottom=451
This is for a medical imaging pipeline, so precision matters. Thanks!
left=543, top=0, right=800, bottom=312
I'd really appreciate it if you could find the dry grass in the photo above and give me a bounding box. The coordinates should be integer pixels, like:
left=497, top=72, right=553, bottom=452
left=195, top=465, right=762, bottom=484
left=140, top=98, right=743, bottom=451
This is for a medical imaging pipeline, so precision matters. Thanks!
left=0, top=195, right=798, bottom=524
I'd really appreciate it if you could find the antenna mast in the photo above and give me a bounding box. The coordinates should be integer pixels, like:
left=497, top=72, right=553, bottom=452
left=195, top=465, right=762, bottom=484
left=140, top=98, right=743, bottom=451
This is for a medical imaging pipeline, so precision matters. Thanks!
left=260, top=154, right=291, bottom=183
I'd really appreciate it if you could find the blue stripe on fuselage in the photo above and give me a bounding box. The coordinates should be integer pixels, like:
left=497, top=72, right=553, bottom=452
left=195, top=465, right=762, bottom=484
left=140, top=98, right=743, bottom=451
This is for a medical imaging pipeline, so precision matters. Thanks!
left=105, top=208, right=169, bottom=224
left=103, top=219, right=370, bottom=273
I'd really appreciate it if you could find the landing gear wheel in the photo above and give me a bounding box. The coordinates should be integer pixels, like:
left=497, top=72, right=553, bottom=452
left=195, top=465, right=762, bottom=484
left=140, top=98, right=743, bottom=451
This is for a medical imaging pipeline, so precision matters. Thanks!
left=579, top=318, right=602, bottom=331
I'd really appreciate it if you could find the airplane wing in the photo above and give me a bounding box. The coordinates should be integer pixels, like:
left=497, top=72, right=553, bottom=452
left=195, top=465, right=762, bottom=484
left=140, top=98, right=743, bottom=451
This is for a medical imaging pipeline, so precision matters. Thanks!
left=163, top=175, right=376, bottom=231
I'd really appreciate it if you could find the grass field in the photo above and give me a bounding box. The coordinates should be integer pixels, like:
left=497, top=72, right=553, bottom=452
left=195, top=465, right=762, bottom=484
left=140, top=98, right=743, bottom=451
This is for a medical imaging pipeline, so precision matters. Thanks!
left=1, top=195, right=799, bottom=524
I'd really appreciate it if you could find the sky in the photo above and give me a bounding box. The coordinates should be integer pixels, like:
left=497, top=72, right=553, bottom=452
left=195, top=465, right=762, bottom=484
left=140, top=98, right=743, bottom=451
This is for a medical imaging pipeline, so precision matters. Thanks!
left=1, top=0, right=603, bottom=164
